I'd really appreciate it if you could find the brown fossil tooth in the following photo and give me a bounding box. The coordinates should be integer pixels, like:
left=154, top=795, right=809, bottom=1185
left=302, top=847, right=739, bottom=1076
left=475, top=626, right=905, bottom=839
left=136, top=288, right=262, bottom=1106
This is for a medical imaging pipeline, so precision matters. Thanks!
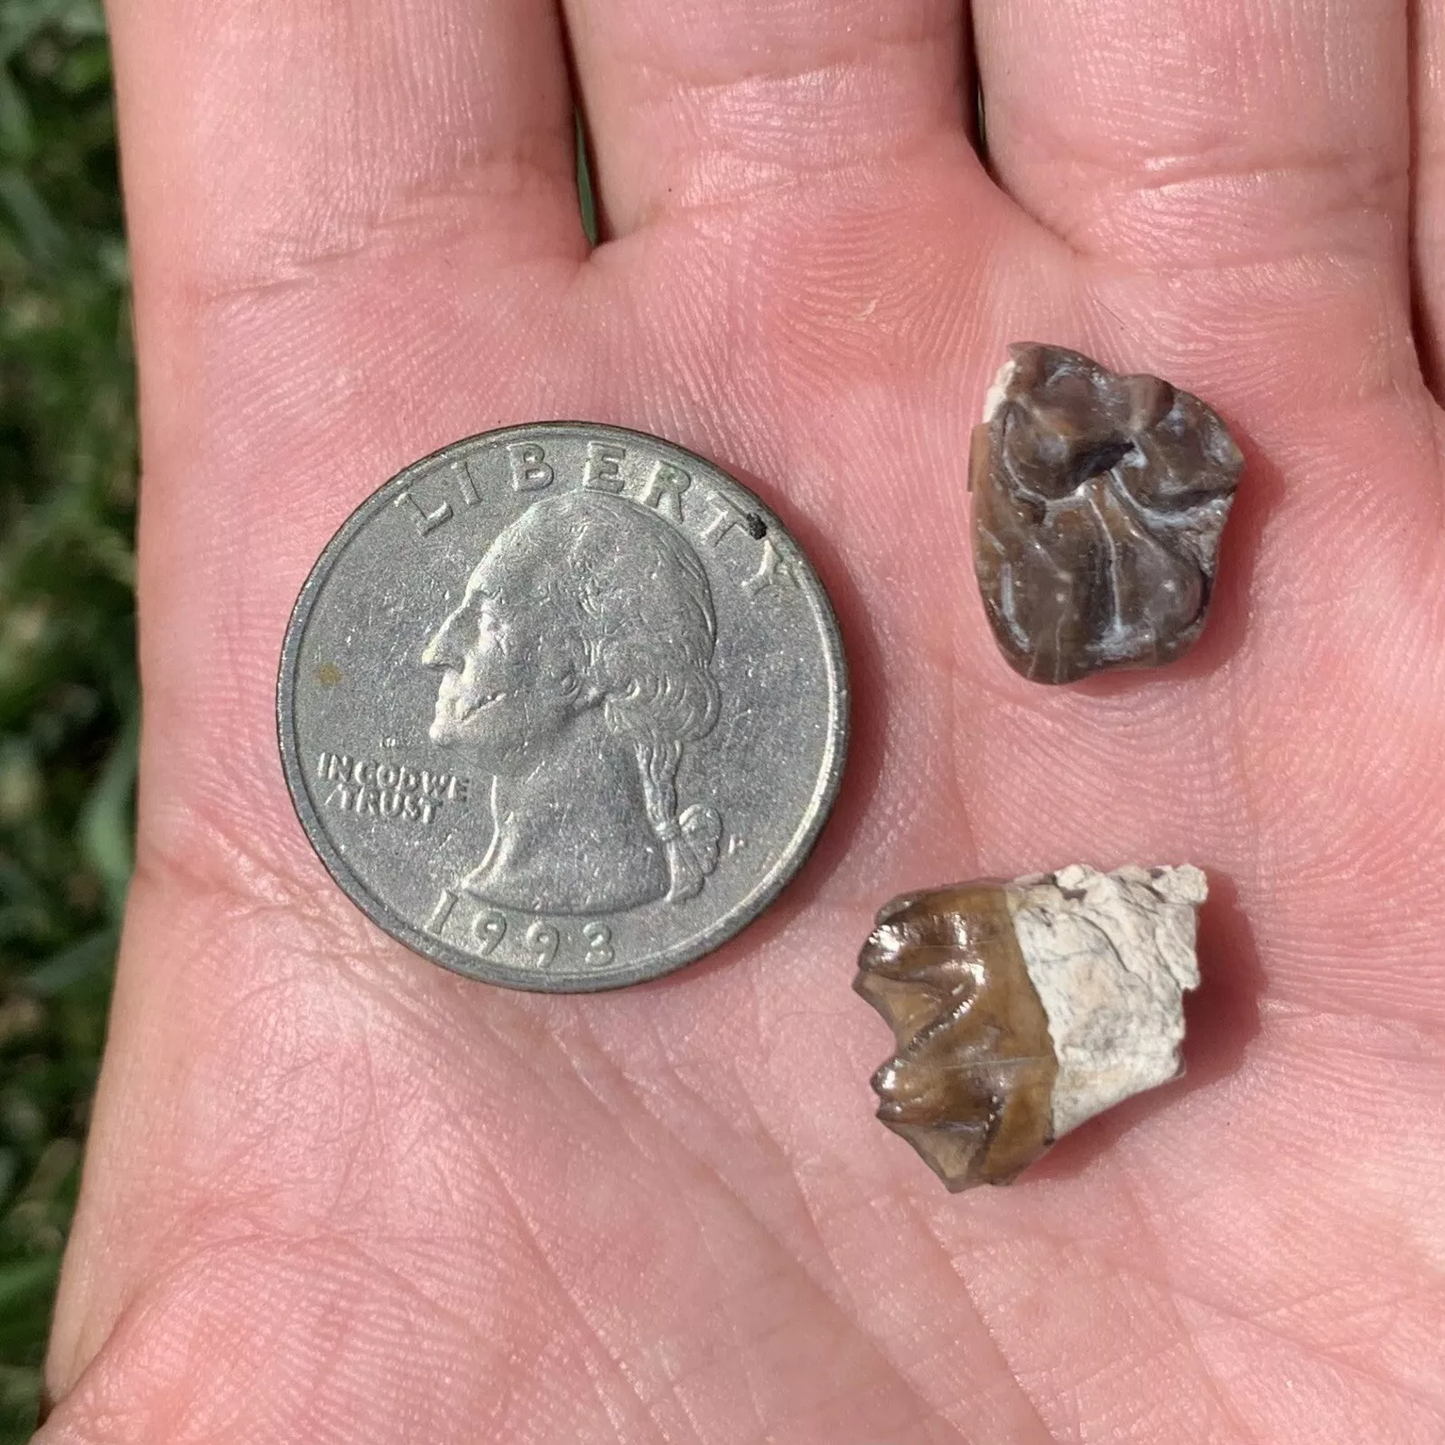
left=855, top=865, right=1207, bottom=1191
left=970, top=344, right=1243, bottom=684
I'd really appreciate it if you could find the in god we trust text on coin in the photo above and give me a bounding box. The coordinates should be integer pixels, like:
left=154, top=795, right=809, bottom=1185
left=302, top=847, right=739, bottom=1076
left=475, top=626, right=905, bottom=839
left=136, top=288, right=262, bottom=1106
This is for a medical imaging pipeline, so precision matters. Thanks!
left=278, top=423, right=849, bottom=991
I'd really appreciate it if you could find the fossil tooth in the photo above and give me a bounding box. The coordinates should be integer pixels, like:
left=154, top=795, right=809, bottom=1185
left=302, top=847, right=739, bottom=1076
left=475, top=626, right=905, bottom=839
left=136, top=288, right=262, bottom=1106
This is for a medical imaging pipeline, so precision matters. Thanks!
left=855, top=864, right=1207, bottom=1191
left=970, top=344, right=1243, bottom=684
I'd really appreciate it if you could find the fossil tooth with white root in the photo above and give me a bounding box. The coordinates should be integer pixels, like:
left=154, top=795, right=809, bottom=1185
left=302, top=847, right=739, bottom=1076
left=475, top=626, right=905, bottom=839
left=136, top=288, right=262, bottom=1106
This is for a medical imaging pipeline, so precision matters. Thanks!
left=855, top=864, right=1207, bottom=1191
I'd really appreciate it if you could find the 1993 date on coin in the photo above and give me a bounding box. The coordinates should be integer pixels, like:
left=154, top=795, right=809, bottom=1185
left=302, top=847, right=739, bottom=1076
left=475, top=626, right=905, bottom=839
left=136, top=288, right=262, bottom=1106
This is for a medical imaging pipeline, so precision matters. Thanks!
left=277, top=423, right=849, bottom=991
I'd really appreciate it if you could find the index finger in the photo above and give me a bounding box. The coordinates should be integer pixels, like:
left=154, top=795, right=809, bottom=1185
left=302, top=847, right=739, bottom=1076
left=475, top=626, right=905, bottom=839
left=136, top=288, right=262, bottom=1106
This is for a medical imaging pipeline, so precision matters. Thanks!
left=111, top=0, right=585, bottom=308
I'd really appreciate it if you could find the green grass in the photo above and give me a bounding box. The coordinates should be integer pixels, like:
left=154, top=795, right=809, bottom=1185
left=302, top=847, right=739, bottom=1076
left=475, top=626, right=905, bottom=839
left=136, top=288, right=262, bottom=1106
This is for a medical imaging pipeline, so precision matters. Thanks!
left=0, top=0, right=133, bottom=1436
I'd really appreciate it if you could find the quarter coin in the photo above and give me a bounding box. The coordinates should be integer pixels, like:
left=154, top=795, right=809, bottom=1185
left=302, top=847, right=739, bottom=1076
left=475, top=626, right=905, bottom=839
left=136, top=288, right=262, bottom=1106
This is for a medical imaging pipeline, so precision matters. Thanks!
left=277, top=423, right=849, bottom=991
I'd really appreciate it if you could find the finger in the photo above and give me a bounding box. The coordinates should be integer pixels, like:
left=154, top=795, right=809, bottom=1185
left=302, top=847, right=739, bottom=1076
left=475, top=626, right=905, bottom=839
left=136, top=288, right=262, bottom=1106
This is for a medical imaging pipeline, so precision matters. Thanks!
left=1411, top=0, right=1445, bottom=394
left=562, top=0, right=977, bottom=236
left=111, top=0, right=583, bottom=308
left=109, top=0, right=586, bottom=569
left=973, top=0, right=1410, bottom=280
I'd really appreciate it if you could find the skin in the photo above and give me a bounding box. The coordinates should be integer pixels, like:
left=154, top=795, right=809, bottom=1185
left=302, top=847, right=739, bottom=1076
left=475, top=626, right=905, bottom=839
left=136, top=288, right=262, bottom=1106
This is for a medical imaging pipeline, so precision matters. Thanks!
left=41, top=0, right=1445, bottom=1439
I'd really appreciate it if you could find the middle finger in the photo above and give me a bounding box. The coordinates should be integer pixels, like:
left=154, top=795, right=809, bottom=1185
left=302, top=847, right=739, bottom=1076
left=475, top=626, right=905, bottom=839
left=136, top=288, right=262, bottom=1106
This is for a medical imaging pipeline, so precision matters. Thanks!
left=563, top=0, right=979, bottom=238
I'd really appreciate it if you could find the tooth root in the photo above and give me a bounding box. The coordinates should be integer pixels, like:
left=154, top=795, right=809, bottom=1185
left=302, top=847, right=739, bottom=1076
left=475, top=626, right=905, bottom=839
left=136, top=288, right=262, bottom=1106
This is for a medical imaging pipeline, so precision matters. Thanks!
left=855, top=864, right=1206, bottom=1191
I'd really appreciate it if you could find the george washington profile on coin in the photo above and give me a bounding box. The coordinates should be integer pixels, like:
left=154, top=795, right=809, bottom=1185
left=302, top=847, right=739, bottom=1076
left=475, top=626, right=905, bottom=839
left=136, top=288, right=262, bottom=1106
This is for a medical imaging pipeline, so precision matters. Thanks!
left=422, top=490, right=723, bottom=915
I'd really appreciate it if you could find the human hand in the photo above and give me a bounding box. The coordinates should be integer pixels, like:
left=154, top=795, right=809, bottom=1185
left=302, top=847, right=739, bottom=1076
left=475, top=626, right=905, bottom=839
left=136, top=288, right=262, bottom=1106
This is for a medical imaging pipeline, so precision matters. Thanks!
left=43, top=0, right=1445, bottom=1439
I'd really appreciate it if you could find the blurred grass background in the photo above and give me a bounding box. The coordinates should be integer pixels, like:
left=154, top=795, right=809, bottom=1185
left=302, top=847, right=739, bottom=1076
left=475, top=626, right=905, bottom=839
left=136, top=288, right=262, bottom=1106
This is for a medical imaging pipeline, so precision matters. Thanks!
left=0, top=0, right=133, bottom=1436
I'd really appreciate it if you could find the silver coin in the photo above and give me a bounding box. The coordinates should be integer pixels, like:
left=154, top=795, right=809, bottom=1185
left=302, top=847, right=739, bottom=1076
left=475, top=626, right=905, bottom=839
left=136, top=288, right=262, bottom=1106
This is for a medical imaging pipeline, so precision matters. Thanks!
left=277, top=423, right=849, bottom=991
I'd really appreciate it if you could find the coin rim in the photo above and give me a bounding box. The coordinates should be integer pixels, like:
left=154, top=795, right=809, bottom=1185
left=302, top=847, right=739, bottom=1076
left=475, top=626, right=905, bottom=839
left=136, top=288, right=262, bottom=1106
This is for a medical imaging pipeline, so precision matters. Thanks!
left=276, top=421, right=850, bottom=992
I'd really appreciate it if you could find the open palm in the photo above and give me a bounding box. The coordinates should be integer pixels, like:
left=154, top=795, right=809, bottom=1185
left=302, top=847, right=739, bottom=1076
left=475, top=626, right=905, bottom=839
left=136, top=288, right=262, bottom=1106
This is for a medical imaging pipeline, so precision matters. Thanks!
left=43, top=0, right=1445, bottom=1439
